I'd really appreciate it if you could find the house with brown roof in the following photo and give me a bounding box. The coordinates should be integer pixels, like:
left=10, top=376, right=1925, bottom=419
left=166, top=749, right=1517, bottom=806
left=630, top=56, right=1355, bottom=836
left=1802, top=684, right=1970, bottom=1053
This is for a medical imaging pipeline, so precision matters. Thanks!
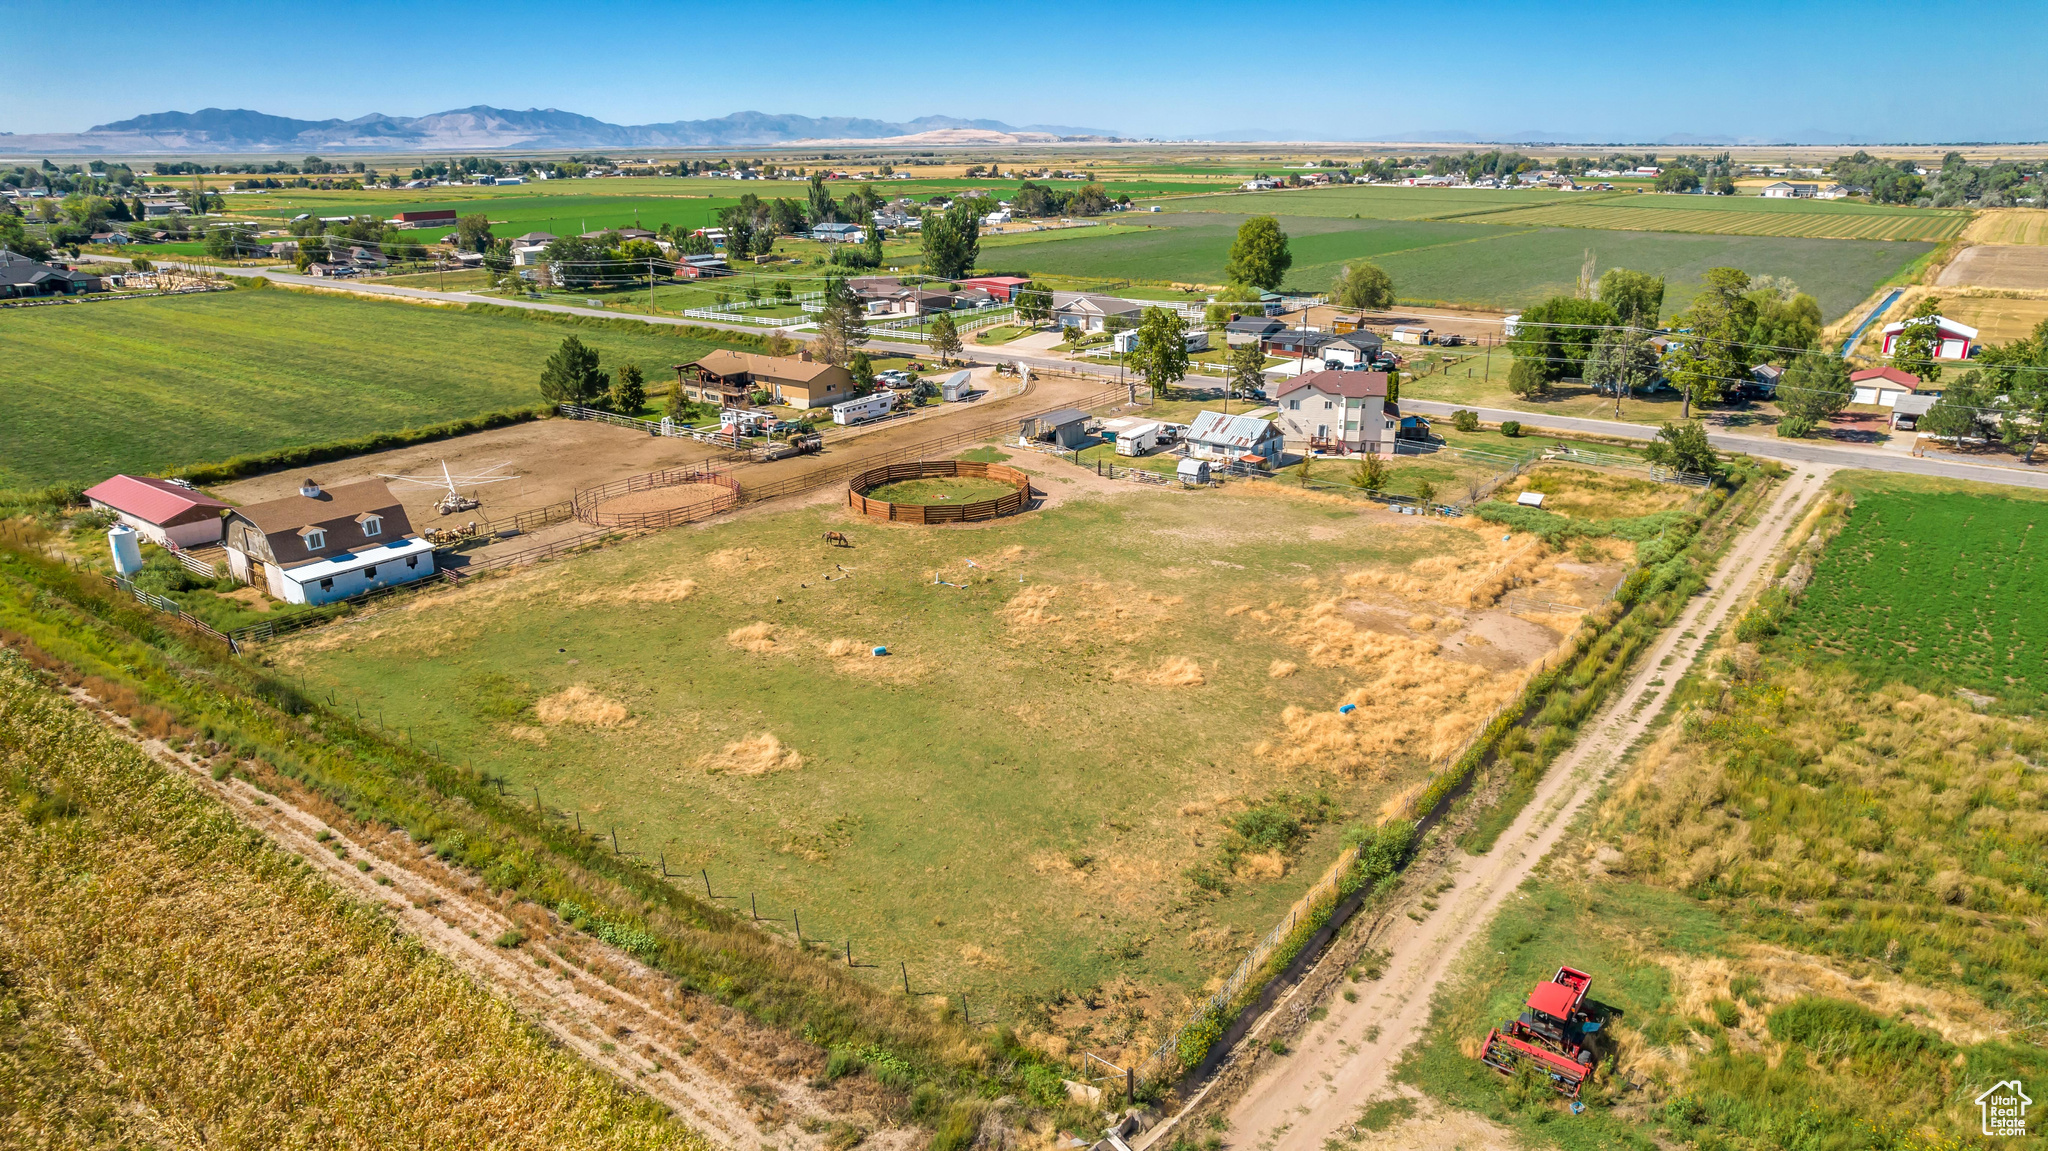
left=83, top=475, right=228, bottom=548
left=222, top=478, right=435, bottom=605
left=673, top=350, right=857, bottom=410
left=1273, top=370, right=1393, bottom=455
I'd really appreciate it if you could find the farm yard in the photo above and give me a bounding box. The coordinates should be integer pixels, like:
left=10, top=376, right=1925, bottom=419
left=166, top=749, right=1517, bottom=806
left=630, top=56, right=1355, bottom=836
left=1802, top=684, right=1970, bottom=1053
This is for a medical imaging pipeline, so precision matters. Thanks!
left=266, top=462, right=1670, bottom=1060
left=0, top=289, right=749, bottom=490
left=1395, top=471, right=2048, bottom=1150
left=0, top=663, right=706, bottom=1151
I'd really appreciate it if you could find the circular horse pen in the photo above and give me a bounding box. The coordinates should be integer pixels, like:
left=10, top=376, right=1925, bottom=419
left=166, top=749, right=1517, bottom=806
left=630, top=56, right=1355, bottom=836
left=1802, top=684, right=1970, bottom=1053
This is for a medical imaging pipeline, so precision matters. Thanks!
left=574, top=468, right=742, bottom=529
left=847, top=460, right=1033, bottom=524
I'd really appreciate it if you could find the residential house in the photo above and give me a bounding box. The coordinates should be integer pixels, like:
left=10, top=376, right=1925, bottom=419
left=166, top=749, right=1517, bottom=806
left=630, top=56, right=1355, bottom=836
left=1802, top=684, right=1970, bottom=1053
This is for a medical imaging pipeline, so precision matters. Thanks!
left=0, top=252, right=103, bottom=298
left=1053, top=293, right=1142, bottom=332
left=83, top=475, right=228, bottom=548
left=88, top=230, right=131, bottom=246
left=810, top=222, right=867, bottom=244
left=1224, top=316, right=1286, bottom=347
left=676, top=254, right=731, bottom=279
left=1815, top=184, right=1854, bottom=199
left=1849, top=366, right=1922, bottom=407
left=1761, top=181, right=1819, bottom=198
left=1240, top=177, right=1279, bottom=190
left=1185, top=410, right=1286, bottom=467
left=1880, top=315, right=1977, bottom=361
left=674, top=350, right=857, bottom=410
left=266, top=240, right=300, bottom=259
left=1320, top=329, right=1385, bottom=368
left=1263, top=329, right=1334, bottom=360
left=222, top=479, right=436, bottom=606
left=1273, top=371, right=1393, bottom=456
left=582, top=227, right=658, bottom=243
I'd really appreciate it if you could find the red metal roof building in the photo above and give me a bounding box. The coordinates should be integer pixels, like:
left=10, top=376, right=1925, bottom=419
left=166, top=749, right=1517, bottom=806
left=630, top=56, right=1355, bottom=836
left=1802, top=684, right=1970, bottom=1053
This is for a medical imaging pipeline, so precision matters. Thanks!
left=957, top=276, right=1033, bottom=303
left=83, top=475, right=229, bottom=548
left=1849, top=366, right=1922, bottom=407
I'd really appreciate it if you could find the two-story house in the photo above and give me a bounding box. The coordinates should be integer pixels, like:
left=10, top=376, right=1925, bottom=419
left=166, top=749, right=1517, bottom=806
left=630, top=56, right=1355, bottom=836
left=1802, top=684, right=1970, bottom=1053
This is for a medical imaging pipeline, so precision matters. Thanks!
left=1273, top=371, right=1393, bottom=456
left=222, top=479, right=436, bottom=605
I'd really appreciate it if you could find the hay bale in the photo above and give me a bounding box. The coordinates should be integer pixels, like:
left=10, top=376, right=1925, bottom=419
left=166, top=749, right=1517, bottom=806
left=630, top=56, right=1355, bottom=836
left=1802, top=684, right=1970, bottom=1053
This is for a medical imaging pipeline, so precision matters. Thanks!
left=726, top=621, right=780, bottom=654
left=534, top=685, right=630, bottom=727
left=701, top=732, right=804, bottom=775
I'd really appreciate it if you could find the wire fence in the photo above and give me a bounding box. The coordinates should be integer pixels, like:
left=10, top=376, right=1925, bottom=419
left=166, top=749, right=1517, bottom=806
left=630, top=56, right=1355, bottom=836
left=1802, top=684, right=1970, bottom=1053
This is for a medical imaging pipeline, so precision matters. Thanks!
left=102, top=576, right=237, bottom=648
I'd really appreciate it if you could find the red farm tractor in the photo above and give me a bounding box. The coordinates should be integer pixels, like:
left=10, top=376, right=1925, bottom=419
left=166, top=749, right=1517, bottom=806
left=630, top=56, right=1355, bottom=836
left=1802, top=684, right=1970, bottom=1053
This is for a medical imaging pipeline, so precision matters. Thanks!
left=1478, top=965, right=1601, bottom=1099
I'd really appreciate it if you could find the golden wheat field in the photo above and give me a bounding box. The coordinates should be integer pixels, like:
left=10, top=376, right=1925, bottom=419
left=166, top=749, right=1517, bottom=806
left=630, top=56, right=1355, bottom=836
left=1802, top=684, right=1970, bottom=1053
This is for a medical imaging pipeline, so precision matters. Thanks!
left=0, top=660, right=707, bottom=1151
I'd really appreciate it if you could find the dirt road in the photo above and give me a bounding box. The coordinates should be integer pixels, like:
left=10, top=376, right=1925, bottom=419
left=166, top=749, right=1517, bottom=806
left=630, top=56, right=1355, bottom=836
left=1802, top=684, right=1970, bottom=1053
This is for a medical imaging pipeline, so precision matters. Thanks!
left=1206, top=464, right=1833, bottom=1151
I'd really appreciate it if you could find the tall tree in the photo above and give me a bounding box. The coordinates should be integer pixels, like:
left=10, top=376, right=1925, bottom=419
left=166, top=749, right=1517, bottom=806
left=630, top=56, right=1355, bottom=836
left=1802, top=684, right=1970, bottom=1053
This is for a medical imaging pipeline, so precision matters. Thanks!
left=1773, top=352, right=1852, bottom=437
left=1643, top=420, right=1719, bottom=476
left=1332, top=262, right=1394, bottom=311
left=1510, top=295, right=1621, bottom=383
left=1229, top=339, right=1267, bottom=402
left=538, top=335, right=609, bottom=405
left=1132, top=307, right=1190, bottom=396
left=806, top=174, right=839, bottom=226
left=455, top=212, right=493, bottom=253
left=1668, top=267, right=1759, bottom=411
left=609, top=362, right=647, bottom=413
left=810, top=275, right=868, bottom=366
left=849, top=351, right=876, bottom=395
left=928, top=313, right=962, bottom=365
left=1596, top=267, right=1665, bottom=326
left=1584, top=325, right=1661, bottom=416
left=1890, top=295, right=1946, bottom=385
left=862, top=220, right=884, bottom=267
left=1015, top=283, right=1051, bottom=326
left=920, top=200, right=981, bottom=279
left=1225, top=216, right=1292, bottom=291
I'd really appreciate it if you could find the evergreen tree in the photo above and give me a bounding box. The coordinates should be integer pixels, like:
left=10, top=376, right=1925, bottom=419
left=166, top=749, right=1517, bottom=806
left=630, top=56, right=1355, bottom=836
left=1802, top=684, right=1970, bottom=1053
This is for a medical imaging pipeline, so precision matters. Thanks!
left=538, top=335, right=609, bottom=405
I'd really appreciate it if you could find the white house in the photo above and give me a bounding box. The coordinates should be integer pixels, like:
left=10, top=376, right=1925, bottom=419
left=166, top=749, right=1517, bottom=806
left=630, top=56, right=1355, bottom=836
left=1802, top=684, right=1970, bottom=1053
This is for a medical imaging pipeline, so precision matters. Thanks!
left=1273, top=370, right=1393, bottom=456
left=810, top=222, right=867, bottom=244
left=1880, top=315, right=1977, bottom=360
left=83, top=474, right=228, bottom=549
left=1053, top=292, right=1144, bottom=332
left=221, top=479, right=436, bottom=606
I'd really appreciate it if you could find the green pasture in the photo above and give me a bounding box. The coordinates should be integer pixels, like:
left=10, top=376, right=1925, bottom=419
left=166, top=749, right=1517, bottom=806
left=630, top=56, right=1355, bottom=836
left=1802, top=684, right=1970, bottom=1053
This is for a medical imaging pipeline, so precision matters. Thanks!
left=972, top=214, right=1928, bottom=320
left=0, top=290, right=740, bottom=488
left=1786, top=489, right=2048, bottom=708
left=272, top=487, right=1494, bottom=1017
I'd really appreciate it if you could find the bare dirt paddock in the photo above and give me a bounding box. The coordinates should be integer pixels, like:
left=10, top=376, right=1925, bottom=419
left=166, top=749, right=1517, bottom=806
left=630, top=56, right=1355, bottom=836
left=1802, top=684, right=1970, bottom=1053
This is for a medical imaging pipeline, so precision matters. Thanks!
left=1937, top=243, right=2048, bottom=289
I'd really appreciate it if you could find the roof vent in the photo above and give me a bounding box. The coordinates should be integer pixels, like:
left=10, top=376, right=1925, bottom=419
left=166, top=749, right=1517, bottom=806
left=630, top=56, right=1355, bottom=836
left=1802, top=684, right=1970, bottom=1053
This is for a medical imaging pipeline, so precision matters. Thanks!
left=299, top=479, right=322, bottom=498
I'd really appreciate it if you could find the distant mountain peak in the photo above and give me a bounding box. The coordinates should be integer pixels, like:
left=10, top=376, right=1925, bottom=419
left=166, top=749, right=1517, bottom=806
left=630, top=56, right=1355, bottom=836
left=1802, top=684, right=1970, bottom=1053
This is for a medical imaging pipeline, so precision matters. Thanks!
left=47, top=106, right=1123, bottom=153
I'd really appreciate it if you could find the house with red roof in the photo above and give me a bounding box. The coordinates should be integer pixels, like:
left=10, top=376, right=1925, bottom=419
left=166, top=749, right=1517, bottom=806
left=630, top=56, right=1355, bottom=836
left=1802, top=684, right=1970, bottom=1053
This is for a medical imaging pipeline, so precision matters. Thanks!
left=1849, top=366, right=1922, bottom=408
left=1273, top=370, right=1393, bottom=456
left=83, top=475, right=228, bottom=548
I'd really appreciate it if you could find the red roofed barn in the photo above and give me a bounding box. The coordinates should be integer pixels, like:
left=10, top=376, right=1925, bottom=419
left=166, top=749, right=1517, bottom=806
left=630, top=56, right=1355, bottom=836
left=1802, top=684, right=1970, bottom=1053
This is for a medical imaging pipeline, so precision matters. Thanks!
left=83, top=475, right=228, bottom=548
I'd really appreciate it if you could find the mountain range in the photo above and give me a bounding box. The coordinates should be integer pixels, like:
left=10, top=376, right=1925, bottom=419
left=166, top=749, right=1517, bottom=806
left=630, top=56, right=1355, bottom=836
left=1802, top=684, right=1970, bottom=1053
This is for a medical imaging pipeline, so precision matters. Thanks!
left=0, top=107, right=1124, bottom=153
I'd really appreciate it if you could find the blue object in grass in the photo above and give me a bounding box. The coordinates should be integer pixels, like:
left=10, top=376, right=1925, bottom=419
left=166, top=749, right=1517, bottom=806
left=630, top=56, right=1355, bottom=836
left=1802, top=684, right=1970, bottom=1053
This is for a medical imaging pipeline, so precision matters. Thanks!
left=1338, top=703, right=1357, bottom=714
left=872, top=646, right=889, bottom=657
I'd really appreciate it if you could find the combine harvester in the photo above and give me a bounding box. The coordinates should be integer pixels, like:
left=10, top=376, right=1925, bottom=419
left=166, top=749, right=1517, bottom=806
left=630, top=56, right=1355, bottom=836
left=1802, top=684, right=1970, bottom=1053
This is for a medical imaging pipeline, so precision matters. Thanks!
left=1478, top=965, right=1601, bottom=1099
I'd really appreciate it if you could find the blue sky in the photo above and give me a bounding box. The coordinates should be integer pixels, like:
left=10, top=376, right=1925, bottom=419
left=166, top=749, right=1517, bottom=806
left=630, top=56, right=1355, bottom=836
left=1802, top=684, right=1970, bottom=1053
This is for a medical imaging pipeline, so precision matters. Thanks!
left=2, top=0, right=2041, bottom=143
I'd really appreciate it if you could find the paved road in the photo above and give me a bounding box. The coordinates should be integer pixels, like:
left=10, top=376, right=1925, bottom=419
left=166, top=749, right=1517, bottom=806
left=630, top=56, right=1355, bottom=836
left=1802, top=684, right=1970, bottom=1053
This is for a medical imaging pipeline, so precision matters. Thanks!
left=73, top=256, right=2048, bottom=491
left=1399, top=398, right=2048, bottom=491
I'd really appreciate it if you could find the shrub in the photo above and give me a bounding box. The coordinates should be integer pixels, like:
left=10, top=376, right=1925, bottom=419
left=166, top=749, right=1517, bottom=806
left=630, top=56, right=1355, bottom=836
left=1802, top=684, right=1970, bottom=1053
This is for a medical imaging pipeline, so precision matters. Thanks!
left=494, top=929, right=526, bottom=948
left=1500, top=420, right=1523, bottom=437
left=1452, top=409, right=1480, bottom=432
left=825, top=1046, right=862, bottom=1080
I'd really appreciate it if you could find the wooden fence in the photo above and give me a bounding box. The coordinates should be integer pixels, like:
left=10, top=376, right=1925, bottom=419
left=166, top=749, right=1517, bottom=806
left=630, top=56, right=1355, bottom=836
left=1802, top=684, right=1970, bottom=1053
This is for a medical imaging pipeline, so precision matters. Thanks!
left=572, top=467, right=743, bottom=529
left=846, top=460, right=1032, bottom=524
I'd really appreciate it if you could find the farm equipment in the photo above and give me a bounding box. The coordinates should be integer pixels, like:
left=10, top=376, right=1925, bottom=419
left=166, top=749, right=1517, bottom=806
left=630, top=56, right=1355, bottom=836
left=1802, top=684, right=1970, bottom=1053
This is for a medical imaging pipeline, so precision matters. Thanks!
left=1478, top=965, right=1601, bottom=1098
left=379, top=460, right=518, bottom=519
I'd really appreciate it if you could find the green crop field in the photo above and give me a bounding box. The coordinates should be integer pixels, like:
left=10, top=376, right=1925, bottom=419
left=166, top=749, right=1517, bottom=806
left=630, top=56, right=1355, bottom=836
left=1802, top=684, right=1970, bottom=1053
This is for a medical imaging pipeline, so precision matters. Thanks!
left=269, top=477, right=1636, bottom=1050
left=1785, top=489, right=2048, bottom=707
left=0, top=290, right=741, bottom=489
left=976, top=214, right=1929, bottom=320
left=1157, top=185, right=1971, bottom=240
left=1475, top=200, right=1969, bottom=241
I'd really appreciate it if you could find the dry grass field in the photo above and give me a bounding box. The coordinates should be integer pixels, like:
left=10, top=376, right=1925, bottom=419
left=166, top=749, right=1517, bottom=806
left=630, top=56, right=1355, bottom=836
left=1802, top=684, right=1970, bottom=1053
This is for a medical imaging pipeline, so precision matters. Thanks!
left=1927, top=291, right=2048, bottom=343
left=1961, top=207, right=2048, bottom=244
left=0, top=660, right=706, bottom=1151
left=267, top=456, right=1671, bottom=1063
left=1936, top=243, right=2048, bottom=290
